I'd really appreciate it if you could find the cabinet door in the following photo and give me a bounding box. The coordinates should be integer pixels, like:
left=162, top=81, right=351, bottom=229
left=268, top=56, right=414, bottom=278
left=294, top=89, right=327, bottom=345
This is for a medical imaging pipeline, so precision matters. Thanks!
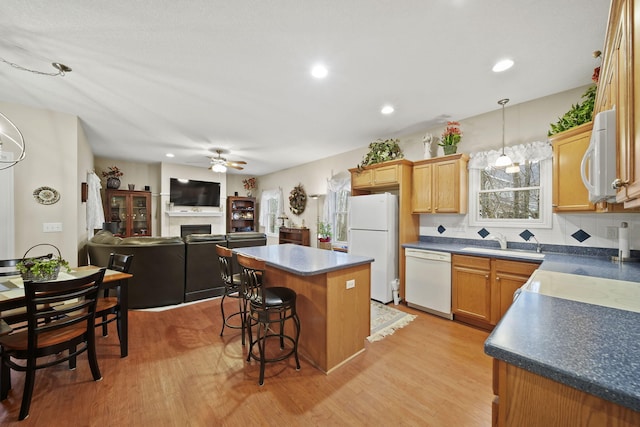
left=373, top=165, right=398, bottom=185
left=131, top=195, right=150, bottom=236
left=107, top=192, right=128, bottom=236
left=351, top=169, right=373, bottom=189
left=411, top=163, right=432, bottom=213
left=494, top=259, right=539, bottom=323
left=433, top=159, right=460, bottom=213
left=551, top=122, right=595, bottom=212
left=452, top=255, right=491, bottom=323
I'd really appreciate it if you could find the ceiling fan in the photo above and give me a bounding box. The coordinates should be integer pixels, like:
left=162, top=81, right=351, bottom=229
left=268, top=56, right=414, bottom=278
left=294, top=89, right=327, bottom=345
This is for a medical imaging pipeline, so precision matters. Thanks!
left=208, top=149, right=246, bottom=172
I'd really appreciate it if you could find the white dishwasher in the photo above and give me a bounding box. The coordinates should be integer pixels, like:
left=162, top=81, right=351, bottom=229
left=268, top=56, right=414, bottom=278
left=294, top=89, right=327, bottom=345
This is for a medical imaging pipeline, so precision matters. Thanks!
left=405, top=248, right=452, bottom=319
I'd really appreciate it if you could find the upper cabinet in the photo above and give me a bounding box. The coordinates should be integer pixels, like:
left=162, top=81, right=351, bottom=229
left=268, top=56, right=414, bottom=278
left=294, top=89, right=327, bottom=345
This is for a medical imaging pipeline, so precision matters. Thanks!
left=351, top=161, right=406, bottom=190
left=595, top=0, right=640, bottom=207
left=551, top=122, right=596, bottom=212
left=412, top=153, right=469, bottom=214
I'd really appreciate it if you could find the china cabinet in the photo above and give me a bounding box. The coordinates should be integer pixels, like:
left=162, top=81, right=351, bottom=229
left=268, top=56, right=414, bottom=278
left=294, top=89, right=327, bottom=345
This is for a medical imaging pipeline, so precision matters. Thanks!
left=226, top=196, right=256, bottom=232
left=105, top=189, right=151, bottom=237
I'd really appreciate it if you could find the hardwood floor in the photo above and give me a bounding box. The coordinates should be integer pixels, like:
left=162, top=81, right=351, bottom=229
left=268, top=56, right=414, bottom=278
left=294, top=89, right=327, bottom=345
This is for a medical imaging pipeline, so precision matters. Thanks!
left=0, top=299, right=493, bottom=426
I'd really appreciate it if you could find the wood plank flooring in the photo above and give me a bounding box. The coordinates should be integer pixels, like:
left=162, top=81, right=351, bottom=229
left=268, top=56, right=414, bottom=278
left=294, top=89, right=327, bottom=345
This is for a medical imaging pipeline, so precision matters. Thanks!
left=0, top=298, right=492, bottom=426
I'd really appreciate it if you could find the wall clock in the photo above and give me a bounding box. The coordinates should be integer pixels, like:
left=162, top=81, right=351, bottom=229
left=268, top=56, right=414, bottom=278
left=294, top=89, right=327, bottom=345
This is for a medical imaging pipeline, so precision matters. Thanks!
left=289, top=184, right=307, bottom=216
left=33, top=186, right=60, bottom=205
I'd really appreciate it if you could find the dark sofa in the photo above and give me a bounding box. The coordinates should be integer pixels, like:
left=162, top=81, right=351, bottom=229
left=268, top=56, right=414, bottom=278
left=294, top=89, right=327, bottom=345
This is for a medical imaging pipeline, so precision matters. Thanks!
left=87, top=231, right=267, bottom=309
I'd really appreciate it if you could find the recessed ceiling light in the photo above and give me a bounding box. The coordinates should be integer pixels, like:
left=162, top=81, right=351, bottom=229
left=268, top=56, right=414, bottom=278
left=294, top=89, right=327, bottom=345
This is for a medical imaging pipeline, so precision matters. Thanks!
left=492, top=59, right=514, bottom=72
left=381, top=105, right=395, bottom=115
left=311, top=64, right=328, bottom=79
left=166, top=153, right=175, bottom=158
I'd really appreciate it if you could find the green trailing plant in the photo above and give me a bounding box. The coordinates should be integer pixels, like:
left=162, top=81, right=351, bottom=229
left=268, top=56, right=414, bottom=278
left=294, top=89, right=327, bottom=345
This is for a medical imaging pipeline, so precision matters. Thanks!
left=18, top=253, right=70, bottom=282
left=357, top=138, right=403, bottom=170
left=318, top=222, right=332, bottom=242
left=548, top=84, right=597, bottom=136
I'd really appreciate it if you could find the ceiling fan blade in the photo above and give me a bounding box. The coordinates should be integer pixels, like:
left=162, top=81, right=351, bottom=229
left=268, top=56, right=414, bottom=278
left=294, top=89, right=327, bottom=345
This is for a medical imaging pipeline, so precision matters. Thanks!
left=229, top=164, right=244, bottom=170
left=227, top=160, right=247, bottom=166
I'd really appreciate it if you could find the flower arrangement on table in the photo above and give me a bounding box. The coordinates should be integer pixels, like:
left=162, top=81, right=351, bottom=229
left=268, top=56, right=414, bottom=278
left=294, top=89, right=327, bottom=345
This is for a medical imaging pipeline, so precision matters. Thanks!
left=439, top=121, right=462, bottom=154
left=242, top=177, right=257, bottom=196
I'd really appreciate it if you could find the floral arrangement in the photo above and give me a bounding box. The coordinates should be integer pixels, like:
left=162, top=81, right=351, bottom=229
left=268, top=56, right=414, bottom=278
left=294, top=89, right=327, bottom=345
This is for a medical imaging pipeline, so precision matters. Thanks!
left=102, top=166, right=123, bottom=178
left=358, top=138, right=403, bottom=170
left=318, top=222, right=332, bottom=242
left=242, top=177, right=257, bottom=190
left=439, top=121, right=462, bottom=147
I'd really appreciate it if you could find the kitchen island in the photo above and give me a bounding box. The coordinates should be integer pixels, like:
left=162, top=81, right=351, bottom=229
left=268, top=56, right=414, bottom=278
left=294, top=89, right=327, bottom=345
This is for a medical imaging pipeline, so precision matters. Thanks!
left=234, top=244, right=373, bottom=373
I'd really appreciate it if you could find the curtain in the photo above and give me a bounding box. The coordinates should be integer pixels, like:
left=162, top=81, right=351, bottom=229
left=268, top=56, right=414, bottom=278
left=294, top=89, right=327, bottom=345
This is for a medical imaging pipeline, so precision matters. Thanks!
left=86, top=171, right=105, bottom=239
left=259, top=188, right=283, bottom=232
left=468, top=140, right=553, bottom=170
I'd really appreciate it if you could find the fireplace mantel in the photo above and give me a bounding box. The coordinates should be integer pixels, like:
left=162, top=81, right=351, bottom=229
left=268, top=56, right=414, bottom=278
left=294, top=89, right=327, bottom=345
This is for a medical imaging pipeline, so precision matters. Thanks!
left=165, top=211, right=222, bottom=217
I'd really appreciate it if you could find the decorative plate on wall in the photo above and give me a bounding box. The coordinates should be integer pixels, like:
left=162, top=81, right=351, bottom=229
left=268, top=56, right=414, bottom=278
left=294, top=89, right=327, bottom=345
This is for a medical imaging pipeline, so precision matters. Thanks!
left=33, top=186, right=60, bottom=205
left=289, top=183, right=307, bottom=215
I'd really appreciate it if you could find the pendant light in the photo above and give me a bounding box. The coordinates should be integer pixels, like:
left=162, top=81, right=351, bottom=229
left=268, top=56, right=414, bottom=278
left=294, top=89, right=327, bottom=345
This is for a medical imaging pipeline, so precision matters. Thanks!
left=495, top=98, right=513, bottom=168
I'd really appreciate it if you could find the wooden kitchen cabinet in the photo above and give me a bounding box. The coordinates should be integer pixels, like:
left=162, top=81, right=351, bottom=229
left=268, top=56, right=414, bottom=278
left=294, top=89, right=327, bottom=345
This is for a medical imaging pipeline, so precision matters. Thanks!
left=104, top=189, right=151, bottom=237
left=412, top=153, right=469, bottom=214
left=595, top=0, right=640, bottom=207
left=492, top=359, right=640, bottom=426
left=349, top=159, right=418, bottom=300
left=551, top=122, right=596, bottom=212
left=452, top=254, right=539, bottom=330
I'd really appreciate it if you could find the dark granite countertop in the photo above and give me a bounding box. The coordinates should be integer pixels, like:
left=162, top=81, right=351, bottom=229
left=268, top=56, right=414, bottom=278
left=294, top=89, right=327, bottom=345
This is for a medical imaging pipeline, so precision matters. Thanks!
left=403, top=237, right=640, bottom=411
left=233, top=243, right=373, bottom=276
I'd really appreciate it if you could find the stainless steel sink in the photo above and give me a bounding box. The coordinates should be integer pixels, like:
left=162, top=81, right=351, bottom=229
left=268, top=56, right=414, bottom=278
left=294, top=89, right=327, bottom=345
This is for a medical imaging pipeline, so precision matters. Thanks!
left=461, top=247, right=545, bottom=260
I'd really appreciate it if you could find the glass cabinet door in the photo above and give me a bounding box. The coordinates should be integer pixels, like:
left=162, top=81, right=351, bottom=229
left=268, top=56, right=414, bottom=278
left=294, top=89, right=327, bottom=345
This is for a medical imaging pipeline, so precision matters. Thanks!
left=109, top=194, right=128, bottom=236
left=131, top=195, right=149, bottom=236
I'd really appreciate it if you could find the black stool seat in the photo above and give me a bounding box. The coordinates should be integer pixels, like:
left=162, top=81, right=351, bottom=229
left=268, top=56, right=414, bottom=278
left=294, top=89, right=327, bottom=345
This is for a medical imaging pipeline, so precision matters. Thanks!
left=237, top=253, right=300, bottom=386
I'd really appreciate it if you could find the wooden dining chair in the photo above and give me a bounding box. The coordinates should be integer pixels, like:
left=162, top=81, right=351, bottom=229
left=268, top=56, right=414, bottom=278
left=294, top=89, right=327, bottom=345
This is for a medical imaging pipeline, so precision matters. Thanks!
left=0, top=268, right=106, bottom=420
left=0, top=258, right=21, bottom=277
left=94, top=253, right=133, bottom=356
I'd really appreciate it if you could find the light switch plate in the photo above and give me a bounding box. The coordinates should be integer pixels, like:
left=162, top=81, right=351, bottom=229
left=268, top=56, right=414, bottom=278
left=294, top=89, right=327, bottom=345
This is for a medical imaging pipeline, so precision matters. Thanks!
left=346, top=279, right=355, bottom=289
left=43, top=222, right=63, bottom=232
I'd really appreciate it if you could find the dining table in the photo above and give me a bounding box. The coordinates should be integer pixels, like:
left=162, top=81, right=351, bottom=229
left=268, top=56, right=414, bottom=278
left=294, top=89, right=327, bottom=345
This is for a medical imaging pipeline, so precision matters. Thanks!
left=0, top=266, right=133, bottom=357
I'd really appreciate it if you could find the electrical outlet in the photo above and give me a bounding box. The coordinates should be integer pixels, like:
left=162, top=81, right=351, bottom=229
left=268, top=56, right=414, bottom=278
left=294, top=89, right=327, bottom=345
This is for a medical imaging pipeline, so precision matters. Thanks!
left=606, top=226, right=618, bottom=239
left=43, top=222, right=63, bottom=232
left=346, top=279, right=355, bottom=289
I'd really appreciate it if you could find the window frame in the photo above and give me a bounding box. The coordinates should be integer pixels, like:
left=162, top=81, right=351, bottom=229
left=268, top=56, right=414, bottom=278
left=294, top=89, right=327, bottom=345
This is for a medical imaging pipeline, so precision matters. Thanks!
left=468, top=158, right=552, bottom=229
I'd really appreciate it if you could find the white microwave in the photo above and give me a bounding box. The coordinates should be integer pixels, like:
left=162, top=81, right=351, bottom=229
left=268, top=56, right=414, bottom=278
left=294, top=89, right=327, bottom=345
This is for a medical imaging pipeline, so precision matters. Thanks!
left=580, top=108, right=617, bottom=203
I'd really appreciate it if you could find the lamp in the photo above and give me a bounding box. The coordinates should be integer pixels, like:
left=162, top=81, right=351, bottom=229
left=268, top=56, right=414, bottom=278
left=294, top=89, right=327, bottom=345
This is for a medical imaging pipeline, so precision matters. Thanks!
left=495, top=98, right=513, bottom=168
left=0, top=111, right=26, bottom=170
left=211, top=163, right=227, bottom=173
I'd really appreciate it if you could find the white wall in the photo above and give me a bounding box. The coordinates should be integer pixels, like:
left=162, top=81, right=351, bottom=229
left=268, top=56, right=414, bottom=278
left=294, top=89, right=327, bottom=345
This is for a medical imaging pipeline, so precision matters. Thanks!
left=0, top=101, right=88, bottom=266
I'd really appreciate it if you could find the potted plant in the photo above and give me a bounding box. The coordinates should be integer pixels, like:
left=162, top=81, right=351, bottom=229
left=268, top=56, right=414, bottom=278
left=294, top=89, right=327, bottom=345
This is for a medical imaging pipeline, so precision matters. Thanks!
left=17, top=244, right=71, bottom=282
left=439, top=121, right=462, bottom=155
left=102, top=166, right=124, bottom=189
left=318, top=222, right=332, bottom=250
left=357, top=138, right=404, bottom=170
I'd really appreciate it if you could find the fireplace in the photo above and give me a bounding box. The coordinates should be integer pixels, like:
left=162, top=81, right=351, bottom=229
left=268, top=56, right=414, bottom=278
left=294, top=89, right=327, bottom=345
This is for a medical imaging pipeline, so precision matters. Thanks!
left=181, top=224, right=212, bottom=237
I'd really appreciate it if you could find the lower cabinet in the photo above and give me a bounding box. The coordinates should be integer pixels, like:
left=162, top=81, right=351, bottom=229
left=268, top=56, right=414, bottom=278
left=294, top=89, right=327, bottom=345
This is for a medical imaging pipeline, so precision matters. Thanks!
left=452, top=254, right=539, bottom=330
left=492, top=359, right=640, bottom=426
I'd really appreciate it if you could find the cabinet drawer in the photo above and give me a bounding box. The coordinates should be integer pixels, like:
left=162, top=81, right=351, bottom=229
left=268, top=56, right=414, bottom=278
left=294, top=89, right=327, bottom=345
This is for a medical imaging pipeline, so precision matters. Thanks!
left=494, top=259, right=539, bottom=276
left=452, top=254, right=491, bottom=270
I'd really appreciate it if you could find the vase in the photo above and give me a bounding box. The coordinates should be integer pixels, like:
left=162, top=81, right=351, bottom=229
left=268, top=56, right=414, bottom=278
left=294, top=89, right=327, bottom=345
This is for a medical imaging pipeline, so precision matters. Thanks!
left=443, top=145, right=458, bottom=155
left=107, top=177, right=121, bottom=189
left=247, top=191, right=252, bottom=197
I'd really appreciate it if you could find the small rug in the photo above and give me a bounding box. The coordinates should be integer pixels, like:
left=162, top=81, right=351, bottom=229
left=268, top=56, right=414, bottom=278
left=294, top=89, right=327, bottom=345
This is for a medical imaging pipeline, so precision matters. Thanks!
left=368, top=300, right=417, bottom=342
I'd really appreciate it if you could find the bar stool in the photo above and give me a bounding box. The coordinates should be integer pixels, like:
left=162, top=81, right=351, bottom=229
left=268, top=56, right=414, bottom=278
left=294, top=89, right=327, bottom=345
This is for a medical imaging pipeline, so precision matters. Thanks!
left=216, top=245, right=245, bottom=343
left=237, top=253, right=300, bottom=386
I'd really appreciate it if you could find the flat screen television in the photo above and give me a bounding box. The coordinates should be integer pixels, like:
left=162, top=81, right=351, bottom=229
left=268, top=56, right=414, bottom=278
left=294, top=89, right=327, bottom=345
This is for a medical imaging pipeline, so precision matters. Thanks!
left=170, top=178, right=221, bottom=207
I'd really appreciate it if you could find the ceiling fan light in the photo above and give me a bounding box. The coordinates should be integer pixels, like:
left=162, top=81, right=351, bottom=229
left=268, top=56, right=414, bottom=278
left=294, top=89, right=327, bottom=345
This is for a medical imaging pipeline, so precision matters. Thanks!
left=505, top=163, right=520, bottom=174
left=211, top=163, right=227, bottom=173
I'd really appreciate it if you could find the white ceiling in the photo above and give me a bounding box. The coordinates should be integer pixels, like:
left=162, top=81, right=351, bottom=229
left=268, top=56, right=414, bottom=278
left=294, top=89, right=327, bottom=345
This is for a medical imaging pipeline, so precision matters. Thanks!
left=0, top=0, right=609, bottom=176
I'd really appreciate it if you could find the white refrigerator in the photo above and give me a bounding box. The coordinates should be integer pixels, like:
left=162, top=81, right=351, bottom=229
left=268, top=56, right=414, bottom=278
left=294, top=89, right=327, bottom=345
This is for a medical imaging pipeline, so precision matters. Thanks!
left=348, top=193, right=398, bottom=304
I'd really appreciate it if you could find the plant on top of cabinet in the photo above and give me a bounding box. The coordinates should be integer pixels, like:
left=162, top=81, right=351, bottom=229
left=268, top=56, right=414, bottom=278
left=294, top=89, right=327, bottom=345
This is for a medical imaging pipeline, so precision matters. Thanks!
left=548, top=52, right=600, bottom=136
left=439, top=121, right=463, bottom=155
left=357, top=138, right=404, bottom=170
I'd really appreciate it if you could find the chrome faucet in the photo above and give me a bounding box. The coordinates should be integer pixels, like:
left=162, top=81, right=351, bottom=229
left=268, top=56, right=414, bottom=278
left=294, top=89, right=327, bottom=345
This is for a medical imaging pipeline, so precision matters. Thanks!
left=531, top=235, right=542, bottom=253
left=489, top=233, right=508, bottom=250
